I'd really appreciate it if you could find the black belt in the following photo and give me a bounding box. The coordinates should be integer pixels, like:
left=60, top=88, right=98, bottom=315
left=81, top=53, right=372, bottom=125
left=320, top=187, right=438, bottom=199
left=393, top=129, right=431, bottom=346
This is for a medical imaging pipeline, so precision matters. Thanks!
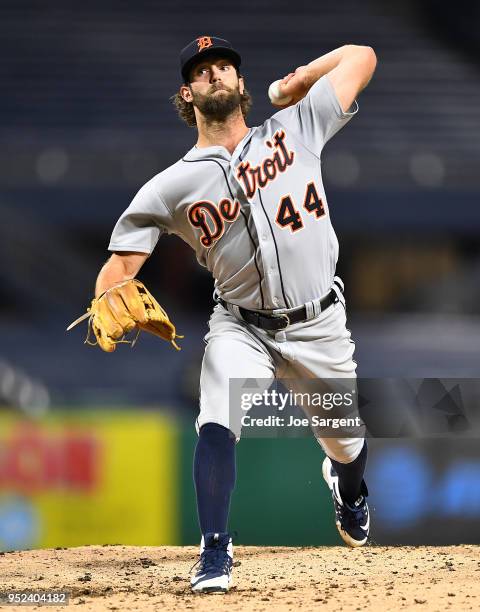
left=218, top=288, right=339, bottom=332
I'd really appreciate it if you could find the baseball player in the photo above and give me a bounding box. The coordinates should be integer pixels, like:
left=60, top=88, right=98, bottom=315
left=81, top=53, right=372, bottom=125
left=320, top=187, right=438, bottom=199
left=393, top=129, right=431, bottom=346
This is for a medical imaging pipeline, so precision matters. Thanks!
left=82, top=36, right=377, bottom=593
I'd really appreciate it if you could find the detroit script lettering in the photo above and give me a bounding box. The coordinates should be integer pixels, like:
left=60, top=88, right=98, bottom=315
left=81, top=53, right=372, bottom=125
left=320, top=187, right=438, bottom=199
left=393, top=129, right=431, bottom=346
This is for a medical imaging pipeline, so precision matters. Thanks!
left=236, top=130, right=295, bottom=198
left=187, top=130, right=295, bottom=248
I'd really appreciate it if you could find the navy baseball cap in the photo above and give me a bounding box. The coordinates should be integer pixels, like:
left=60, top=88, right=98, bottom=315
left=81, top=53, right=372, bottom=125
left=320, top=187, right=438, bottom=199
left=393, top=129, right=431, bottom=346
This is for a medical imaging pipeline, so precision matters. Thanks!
left=180, top=36, right=241, bottom=83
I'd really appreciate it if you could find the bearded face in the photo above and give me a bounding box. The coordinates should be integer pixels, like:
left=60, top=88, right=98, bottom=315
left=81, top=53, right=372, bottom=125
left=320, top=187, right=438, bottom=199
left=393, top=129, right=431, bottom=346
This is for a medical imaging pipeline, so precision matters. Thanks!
left=190, top=82, right=242, bottom=122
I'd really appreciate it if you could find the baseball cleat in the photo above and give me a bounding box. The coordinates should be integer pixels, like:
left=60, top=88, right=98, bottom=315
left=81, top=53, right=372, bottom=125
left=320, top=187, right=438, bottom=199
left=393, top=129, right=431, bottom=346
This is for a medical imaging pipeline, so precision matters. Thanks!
left=190, top=532, right=233, bottom=593
left=322, top=456, right=370, bottom=547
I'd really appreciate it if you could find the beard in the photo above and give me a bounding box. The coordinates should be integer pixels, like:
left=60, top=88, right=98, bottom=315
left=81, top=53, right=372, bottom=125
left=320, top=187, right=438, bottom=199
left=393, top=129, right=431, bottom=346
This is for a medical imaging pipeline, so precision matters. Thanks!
left=191, top=83, right=242, bottom=122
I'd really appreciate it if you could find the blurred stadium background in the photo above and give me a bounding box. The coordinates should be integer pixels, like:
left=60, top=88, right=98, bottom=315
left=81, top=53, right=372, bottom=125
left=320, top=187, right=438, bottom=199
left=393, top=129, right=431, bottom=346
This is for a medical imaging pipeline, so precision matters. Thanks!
left=1, top=0, right=479, bottom=550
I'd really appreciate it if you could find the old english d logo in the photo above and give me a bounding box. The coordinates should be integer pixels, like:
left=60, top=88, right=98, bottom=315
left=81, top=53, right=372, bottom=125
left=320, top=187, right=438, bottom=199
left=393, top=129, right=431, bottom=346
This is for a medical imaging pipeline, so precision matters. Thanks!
left=197, top=36, right=213, bottom=52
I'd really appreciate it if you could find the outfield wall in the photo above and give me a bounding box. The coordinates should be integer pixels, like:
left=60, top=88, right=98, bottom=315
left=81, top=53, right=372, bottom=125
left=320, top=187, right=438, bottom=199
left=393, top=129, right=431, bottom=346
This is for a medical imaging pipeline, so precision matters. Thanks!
left=1, top=410, right=479, bottom=549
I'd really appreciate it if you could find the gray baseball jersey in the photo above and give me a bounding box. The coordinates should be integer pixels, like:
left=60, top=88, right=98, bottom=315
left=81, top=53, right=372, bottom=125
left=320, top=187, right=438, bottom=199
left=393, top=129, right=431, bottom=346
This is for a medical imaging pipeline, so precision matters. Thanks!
left=108, top=75, right=358, bottom=311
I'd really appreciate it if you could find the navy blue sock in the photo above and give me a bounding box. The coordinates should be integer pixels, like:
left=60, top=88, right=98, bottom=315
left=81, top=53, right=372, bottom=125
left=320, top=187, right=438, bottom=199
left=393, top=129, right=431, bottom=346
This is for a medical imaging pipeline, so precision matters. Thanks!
left=330, top=441, right=368, bottom=505
left=193, top=423, right=236, bottom=535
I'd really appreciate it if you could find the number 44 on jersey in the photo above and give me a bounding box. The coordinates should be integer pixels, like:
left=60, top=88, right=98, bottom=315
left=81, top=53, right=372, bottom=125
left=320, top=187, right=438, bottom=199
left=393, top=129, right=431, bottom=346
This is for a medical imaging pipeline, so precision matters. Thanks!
left=275, top=181, right=325, bottom=233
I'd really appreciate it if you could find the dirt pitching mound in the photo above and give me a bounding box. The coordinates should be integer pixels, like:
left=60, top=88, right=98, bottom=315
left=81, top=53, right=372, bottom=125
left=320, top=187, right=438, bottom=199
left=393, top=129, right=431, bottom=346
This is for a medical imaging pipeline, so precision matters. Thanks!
left=1, top=545, right=479, bottom=611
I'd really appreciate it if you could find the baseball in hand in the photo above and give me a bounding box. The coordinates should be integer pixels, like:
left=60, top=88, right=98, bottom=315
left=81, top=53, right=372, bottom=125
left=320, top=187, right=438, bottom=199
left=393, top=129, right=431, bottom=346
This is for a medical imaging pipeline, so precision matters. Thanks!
left=268, top=79, right=293, bottom=105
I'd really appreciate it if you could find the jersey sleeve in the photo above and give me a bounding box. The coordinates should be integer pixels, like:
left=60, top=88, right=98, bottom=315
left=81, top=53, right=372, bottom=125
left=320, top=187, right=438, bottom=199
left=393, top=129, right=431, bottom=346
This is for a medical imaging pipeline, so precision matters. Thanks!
left=272, top=74, right=358, bottom=156
left=108, top=180, right=173, bottom=254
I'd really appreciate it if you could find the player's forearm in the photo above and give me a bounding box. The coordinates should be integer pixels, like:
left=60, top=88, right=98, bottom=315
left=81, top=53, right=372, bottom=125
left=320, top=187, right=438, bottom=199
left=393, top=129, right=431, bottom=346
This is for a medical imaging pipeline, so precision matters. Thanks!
left=96, top=252, right=149, bottom=297
left=305, top=45, right=373, bottom=88
left=95, top=255, right=140, bottom=297
left=277, top=45, right=375, bottom=107
left=95, top=260, right=129, bottom=297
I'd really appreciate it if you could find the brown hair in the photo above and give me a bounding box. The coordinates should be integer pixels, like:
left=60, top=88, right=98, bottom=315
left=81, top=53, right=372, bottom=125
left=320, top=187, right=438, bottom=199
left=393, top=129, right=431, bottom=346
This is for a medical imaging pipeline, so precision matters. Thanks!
left=171, top=83, right=253, bottom=128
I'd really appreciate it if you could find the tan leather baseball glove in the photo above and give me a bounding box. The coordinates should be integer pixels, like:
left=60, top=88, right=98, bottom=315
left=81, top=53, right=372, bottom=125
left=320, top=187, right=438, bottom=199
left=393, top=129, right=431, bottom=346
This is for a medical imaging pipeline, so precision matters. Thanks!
left=67, top=279, right=182, bottom=352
